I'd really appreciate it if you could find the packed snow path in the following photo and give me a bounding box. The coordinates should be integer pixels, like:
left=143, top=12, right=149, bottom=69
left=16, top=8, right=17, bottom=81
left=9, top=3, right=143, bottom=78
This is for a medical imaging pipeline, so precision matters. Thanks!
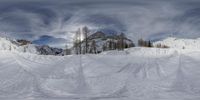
left=0, top=48, right=200, bottom=100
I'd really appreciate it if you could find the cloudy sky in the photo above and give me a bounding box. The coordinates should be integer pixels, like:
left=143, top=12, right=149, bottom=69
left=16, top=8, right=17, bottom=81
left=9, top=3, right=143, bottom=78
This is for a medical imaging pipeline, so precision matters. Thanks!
left=0, top=0, right=200, bottom=48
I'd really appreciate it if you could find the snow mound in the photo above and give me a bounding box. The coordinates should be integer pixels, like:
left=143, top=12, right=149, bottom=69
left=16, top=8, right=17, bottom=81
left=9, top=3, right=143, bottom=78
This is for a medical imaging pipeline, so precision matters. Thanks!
left=1, top=48, right=200, bottom=100
left=154, top=37, right=200, bottom=50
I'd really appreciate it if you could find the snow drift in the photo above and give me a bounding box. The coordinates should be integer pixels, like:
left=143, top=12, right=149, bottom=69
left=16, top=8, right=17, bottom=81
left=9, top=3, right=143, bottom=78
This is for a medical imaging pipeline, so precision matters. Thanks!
left=0, top=47, right=200, bottom=100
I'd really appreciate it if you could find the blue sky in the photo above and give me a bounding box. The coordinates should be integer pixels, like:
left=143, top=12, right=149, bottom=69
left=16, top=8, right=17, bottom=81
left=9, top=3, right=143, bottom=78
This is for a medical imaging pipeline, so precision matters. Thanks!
left=0, top=0, right=200, bottom=48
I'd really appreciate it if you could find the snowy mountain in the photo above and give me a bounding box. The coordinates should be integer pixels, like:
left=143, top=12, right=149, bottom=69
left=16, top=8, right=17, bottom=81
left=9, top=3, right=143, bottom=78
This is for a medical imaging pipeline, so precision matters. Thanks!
left=74, top=31, right=135, bottom=54
left=0, top=37, right=63, bottom=55
left=153, top=37, right=200, bottom=50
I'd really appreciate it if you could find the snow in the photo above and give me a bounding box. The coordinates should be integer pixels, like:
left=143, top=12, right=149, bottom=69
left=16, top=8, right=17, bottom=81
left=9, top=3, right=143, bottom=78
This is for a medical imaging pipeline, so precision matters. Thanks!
left=0, top=37, right=63, bottom=55
left=1, top=47, right=200, bottom=100
left=154, top=37, right=200, bottom=50
left=0, top=37, right=17, bottom=51
left=0, top=37, right=38, bottom=54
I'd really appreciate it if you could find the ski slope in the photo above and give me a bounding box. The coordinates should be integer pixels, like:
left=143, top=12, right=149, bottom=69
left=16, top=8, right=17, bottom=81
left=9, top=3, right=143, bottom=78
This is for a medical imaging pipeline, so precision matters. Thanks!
left=0, top=48, right=200, bottom=100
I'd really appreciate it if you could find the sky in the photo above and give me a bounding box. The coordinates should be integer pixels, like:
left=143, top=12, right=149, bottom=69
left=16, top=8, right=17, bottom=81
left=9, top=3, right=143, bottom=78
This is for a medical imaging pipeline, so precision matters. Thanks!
left=0, top=0, right=200, bottom=48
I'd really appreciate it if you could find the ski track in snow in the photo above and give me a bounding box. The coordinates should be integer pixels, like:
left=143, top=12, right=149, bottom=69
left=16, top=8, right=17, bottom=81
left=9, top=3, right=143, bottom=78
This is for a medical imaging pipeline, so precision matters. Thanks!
left=0, top=48, right=200, bottom=100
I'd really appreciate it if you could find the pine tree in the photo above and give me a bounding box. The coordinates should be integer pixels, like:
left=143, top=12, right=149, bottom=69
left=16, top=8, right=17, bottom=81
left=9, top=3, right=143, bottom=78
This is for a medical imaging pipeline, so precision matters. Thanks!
left=138, top=38, right=144, bottom=47
left=108, top=40, right=112, bottom=50
left=148, top=40, right=153, bottom=47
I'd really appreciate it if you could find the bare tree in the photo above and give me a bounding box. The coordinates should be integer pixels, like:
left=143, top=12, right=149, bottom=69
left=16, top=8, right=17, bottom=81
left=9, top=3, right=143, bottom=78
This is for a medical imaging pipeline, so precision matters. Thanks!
left=138, top=38, right=144, bottom=47
left=78, top=28, right=82, bottom=54
left=65, top=44, right=71, bottom=55
left=117, top=33, right=125, bottom=50
left=73, top=30, right=78, bottom=54
left=90, top=40, right=97, bottom=54
left=108, top=40, right=112, bottom=50
left=73, top=28, right=81, bottom=54
left=138, top=38, right=153, bottom=47
left=102, top=44, right=107, bottom=51
left=82, top=26, right=89, bottom=54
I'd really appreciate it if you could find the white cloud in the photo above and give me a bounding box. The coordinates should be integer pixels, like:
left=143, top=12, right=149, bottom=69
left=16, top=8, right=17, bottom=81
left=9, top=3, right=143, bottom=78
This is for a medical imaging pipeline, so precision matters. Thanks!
left=0, top=0, right=200, bottom=48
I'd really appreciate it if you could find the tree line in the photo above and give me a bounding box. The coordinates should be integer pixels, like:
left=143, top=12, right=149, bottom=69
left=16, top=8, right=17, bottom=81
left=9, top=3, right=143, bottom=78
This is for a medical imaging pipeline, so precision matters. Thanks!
left=72, top=26, right=135, bottom=55
left=65, top=26, right=170, bottom=55
left=138, top=38, right=169, bottom=48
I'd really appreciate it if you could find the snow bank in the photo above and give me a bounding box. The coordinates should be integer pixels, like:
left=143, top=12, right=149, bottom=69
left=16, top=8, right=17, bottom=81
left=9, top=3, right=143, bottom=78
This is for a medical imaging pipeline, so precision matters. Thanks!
left=0, top=48, right=200, bottom=100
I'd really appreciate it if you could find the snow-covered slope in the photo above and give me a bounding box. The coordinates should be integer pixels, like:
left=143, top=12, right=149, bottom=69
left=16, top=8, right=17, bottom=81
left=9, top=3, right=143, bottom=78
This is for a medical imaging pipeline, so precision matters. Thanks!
left=154, top=37, right=200, bottom=50
left=0, top=48, right=200, bottom=100
left=0, top=37, right=39, bottom=54
left=0, top=37, right=63, bottom=55
left=0, top=37, right=17, bottom=51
